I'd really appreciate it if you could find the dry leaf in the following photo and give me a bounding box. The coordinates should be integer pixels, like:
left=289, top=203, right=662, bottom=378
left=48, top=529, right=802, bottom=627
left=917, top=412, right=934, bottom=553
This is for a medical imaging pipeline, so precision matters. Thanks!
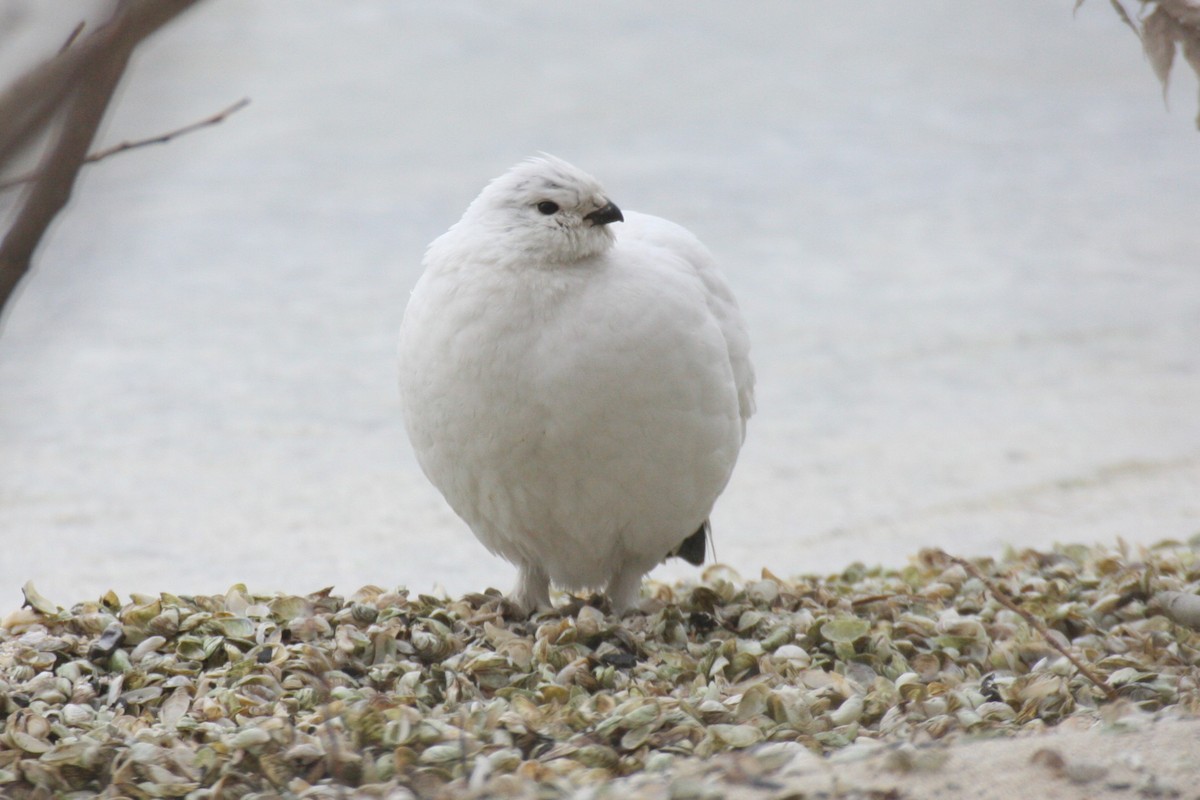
left=1153, top=590, right=1200, bottom=630
left=1083, top=0, right=1200, bottom=126
left=1159, top=0, right=1200, bottom=28
left=21, top=580, right=59, bottom=616
left=1178, top=14, right=1200, bottom=127
left=160, top=687, right=192, bottom=729
left=1143, top=7, right=1180, bottom=98
left=1142, top=0, right=1200, bottom=122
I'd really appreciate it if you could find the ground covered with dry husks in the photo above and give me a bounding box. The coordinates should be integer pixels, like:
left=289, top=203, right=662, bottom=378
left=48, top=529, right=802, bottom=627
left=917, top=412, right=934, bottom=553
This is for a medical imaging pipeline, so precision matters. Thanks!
left=1, top=541, right=1199, bottom=799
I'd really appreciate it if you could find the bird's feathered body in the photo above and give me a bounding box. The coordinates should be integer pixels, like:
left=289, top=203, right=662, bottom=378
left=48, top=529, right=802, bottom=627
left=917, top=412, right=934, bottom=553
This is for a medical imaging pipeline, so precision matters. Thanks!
left=398, top=157, right=754, bottom=613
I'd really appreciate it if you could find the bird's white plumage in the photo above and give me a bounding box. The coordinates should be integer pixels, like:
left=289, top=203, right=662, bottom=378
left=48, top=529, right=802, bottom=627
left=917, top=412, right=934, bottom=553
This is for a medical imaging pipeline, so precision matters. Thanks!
left=398, top=156, right=754, bottom=613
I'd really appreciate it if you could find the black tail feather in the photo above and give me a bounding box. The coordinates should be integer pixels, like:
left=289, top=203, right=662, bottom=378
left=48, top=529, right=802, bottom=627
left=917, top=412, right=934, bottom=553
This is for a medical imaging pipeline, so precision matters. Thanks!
left=671, top=520, right=709, bottom=566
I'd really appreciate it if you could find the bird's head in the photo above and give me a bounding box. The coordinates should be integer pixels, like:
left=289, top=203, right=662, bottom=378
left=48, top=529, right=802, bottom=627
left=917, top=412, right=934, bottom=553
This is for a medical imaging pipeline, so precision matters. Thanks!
left=458, top=155, right=624, bottom=267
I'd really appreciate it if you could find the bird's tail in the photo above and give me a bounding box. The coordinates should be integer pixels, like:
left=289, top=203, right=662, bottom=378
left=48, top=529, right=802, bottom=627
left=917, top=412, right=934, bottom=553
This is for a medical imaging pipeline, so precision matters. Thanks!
left=670, top=520, right=709, bottom=566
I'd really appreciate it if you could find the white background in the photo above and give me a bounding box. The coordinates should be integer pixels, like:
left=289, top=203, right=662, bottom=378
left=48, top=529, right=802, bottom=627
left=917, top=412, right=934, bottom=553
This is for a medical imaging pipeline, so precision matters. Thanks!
left=1, top=1, right=1197, bottom=605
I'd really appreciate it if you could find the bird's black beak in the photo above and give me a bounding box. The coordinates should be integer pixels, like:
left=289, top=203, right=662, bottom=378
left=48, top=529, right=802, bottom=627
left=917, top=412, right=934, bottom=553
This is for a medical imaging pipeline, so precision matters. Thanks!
left=584, top=201, right=624, bottom=226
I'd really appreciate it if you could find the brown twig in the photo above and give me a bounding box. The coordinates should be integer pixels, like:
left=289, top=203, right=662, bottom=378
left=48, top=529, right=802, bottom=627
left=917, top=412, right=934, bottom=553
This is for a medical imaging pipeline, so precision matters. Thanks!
left=932, top=549, right=1120, bottom=702
left=850, top=593, right=920, bottom=607
left=0, top=98, right=250, bottom=193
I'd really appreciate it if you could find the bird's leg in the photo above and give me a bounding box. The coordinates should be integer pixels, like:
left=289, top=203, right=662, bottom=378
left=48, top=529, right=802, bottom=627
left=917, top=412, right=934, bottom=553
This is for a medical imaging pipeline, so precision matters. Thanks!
left=508, top=564, right=551, bottom=617
left=605, top=568, right=645, bottom=616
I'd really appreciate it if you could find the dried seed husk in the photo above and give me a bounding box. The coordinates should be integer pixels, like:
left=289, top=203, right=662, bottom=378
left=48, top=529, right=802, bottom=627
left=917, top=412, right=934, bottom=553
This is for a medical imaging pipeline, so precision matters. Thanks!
left=87, top=622, right=124, bottom=661
left=21, top=582, right=59, bottom=617
left=2, top=543, right=1199, bottom=796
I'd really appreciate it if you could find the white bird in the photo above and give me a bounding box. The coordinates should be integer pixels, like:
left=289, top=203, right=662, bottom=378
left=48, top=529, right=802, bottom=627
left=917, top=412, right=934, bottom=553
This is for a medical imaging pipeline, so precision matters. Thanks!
left=398, top=155, right=754, bottom=615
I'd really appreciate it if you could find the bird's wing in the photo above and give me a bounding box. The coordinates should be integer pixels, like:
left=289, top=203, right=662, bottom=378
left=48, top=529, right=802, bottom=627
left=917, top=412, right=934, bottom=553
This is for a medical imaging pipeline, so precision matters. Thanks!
left=618, top=211, right=756, bottom=435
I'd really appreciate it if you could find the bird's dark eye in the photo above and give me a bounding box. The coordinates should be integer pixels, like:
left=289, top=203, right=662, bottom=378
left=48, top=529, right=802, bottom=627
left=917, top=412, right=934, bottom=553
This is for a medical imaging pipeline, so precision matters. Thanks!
left=536, top=201, right=560, bottom=215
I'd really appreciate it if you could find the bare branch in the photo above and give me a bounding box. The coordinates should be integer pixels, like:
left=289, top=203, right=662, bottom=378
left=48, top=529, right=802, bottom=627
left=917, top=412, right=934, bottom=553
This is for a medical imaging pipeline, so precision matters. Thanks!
left=0, top=0, right=207, bottom=316
left=0, top=98, right=250, bottom=193
left=0, top=42, right=131, bottom=308
left=88, top=97, right=251, bottom=164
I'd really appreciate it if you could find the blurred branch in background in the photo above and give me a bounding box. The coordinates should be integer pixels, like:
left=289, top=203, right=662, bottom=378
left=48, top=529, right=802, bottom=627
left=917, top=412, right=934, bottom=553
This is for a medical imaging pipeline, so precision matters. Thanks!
left=0, top=0, right=211, bottom=320
left=1082, top=0, right=1200, bottom=127
left=0, top=97, right=250, bottom=193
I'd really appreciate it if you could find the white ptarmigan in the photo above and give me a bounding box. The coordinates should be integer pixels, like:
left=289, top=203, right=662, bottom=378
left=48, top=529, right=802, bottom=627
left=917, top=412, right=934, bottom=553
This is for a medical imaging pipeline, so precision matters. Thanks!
left=398, top=155, right=755, bottom=615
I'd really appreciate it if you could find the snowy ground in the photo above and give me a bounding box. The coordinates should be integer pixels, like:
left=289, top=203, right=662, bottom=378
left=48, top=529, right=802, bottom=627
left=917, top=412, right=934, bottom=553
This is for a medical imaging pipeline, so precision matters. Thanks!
left=1, top=1, right=1197, bottom=604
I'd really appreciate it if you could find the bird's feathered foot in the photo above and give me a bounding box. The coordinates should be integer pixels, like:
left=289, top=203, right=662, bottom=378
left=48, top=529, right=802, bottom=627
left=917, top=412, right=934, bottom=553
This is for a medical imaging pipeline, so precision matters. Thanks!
left=507, top=565, right=552, bottom=618
left=606, top=567, right=645, bottom=616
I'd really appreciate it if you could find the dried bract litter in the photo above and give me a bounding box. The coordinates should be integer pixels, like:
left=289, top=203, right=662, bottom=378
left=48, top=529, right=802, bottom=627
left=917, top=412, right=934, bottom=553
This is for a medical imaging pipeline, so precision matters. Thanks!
left=1, top=540, right=1199, bottom=798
